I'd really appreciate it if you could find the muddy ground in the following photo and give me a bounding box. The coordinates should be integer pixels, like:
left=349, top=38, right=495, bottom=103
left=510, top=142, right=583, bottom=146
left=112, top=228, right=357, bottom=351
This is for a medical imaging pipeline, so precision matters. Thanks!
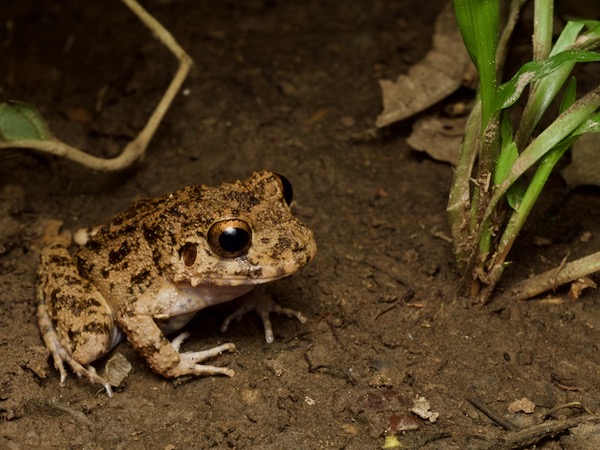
left=2, top=1, right=600, bottom=449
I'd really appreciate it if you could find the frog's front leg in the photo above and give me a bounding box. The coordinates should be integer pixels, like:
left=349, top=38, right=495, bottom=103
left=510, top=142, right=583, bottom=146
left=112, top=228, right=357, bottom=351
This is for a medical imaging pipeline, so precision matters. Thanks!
left=117, top=313, right=235, bottom=378
left=221, top=292, right=307, bottom=344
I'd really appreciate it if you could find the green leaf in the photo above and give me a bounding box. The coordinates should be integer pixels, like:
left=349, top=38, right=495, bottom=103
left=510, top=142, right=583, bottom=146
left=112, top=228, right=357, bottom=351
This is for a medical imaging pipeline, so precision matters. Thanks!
left=559, top=77, right=577, bottom=113
left=0, top=101, right=51, bottom=141
left=494, top=113, right=517, bottom=185
left=495, top=50, right=600, bottom=111
left=572, top=112, right=600, bottom=135
left=506, top=179, right=525, bottom=210
left=551, top=21, right=586, bottom=55
left=453, top=0, right=498, bottom=128
left=495, top=112, right=522, bottom=210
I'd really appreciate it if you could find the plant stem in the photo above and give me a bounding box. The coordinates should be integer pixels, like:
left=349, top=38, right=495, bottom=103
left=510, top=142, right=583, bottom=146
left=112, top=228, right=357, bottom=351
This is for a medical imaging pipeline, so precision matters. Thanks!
left=0, top=0, right=192, bottom=171
left=474, top=84, right=600, bottom=302
left=532, top=0, right=553, bottom=60
left=478, top=142, right=570, bottom=302
left=515, top=17, right=583, bottom=149
left=447, top=99, right=482, bottom=266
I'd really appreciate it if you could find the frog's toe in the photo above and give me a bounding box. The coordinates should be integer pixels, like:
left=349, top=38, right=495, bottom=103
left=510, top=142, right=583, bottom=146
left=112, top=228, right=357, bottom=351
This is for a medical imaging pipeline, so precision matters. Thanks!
left=182, top=342, right=236, bottom=363
left=221, top=294, right=307, bottom=344
left=170, top=331, right=191, bottom=352
left=84, top=365, right=113, bottom=397
left=54, top=348, right=113, bottom=396
left=168, top=343, right=236, bottom=378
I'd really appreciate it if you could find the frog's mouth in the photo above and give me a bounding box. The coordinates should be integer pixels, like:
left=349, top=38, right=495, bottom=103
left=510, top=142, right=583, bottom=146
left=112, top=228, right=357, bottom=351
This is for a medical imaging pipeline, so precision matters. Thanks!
left=188, top=269, right=290, bottom=287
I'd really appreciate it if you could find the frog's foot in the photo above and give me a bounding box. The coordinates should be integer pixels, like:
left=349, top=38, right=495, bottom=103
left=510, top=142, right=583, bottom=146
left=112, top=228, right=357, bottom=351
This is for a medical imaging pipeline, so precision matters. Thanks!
left=167, top=331, right=236, bottom=378
left=37, top=303, right=113, bottom=397
left=220, top=295, right=307, bottom=344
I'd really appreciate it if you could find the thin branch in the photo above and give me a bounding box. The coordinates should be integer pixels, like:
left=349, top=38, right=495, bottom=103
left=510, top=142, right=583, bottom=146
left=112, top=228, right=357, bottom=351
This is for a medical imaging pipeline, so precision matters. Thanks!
left=496, top=250, right=600, bottom=302
left=486, top=415, right=598, bottom=450
left=0, top=0, right=192, bottom=171
left=467, top=397, right=520, bottom=432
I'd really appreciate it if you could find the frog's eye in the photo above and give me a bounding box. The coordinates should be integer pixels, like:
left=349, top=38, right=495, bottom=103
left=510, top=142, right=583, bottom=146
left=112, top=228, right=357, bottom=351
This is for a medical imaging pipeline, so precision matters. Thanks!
left=207, top=219, right=252, bottom=258
left=179, top=243, right=198, bottom=267
left=274, top=173, right=293, bottom=205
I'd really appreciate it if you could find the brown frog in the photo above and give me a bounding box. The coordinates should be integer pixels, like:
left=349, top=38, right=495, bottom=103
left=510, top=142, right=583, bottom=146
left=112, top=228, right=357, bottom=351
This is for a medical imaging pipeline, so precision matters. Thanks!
left=37, top=171, right=317, bottom=396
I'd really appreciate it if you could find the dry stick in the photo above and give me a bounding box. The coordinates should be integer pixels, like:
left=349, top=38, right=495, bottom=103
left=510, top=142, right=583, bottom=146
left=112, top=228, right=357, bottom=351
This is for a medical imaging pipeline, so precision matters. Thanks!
left=496, top=250, right=600, bottom=302
left=0, top=0, right=192, bottom=171
left=485, top=415, right=598, bottom=450
left=467, top=397, right=520, bottom=432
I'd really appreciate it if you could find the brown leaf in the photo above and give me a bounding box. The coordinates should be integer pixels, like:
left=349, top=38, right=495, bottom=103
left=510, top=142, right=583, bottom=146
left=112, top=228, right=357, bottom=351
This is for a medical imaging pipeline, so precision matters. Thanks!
left=376, top=2, right=471, bottom=128
left=406, top=115, right=467, bottom=164
left=569, top=277, right=597, bottom=300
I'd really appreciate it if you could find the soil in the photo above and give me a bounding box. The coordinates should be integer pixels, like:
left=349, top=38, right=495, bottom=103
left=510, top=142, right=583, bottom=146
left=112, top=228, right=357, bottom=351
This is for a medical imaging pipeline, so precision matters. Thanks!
left=2, top=1, right=600, bottom=449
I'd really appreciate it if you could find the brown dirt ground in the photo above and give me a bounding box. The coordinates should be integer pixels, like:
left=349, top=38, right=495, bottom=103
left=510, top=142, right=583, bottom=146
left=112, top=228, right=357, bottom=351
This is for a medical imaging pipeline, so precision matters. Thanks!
left=2, top=1, right=600, bottom=449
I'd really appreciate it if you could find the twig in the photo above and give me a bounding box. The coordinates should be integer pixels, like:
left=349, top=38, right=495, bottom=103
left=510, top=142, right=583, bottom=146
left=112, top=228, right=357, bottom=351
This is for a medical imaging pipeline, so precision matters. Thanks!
left=496, top=250, right=600, bottom=302
left=486, top=415, right=598, bottom=450
left=544, top=401, right=594, bottom=419
left=0, top=0, right=192, bottom=171
left=467, top=397, right=520, bottom=432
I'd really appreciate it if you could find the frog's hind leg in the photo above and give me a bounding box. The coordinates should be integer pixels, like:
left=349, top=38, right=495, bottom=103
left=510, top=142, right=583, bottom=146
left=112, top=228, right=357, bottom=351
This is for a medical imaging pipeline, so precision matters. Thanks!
left=37, top=301, right=113, bottom=396
left=37, top=243, right=116, bottom=396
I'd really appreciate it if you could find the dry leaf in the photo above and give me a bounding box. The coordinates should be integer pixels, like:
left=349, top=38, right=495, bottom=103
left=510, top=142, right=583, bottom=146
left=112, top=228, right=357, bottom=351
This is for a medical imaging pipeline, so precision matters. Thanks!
left=508, top=397, right=536, bottom=414
left=102, top=352, right=132, bottom=387
left=376, top=2, right=471, bottom=128
left=406, top=115, right=467, bottom=164
left=569, top=277, right=597, bottom=300
left=411, top=395, right=439, bottom=423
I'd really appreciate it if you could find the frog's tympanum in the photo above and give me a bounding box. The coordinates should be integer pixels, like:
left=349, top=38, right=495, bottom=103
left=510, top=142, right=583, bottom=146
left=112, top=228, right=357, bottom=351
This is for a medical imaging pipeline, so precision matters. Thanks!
left=37, top=171, right=316, bottom=396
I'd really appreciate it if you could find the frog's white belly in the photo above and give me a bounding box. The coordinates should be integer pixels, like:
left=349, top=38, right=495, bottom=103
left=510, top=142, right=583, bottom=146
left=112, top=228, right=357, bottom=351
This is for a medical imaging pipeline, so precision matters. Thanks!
left=152, top=283, right=256, bottom=334
left=108, top=283, right=256, bottom=348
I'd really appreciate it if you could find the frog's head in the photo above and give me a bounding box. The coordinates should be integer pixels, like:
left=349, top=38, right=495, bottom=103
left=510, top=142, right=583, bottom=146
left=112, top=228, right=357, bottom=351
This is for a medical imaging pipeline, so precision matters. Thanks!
left=170, top=171, right=317, bottom=287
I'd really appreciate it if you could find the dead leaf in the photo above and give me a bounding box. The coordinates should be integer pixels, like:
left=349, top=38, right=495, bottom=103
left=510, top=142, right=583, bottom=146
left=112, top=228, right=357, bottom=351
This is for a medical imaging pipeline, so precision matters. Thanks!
left=508, top=397, right=536, bottom=414
left=569, top=277, right=597, bottom=300
left=376, top=2, right=471, bottom=128
left=406, top=115, right=467, bottom=164
left=411, top=395, right=439, bottom=423
left=561, top=133, right=600, bottom=189
left=102, top=352, right=132, bottom=388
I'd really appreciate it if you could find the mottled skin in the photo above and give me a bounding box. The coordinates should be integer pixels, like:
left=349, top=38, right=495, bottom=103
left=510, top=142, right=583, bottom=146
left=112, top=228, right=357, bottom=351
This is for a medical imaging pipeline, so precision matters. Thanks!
left=37, top=171, right=317, bottom=396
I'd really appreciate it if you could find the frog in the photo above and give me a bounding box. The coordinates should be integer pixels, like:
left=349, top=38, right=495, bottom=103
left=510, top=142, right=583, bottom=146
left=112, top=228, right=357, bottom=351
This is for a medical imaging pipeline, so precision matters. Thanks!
left=37, top=171, right=317, bottom=397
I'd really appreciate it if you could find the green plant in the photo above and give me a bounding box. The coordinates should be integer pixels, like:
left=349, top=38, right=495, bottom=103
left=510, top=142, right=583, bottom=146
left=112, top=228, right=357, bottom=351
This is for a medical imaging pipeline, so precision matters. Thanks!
left=448, top=0, right=600, bottom=303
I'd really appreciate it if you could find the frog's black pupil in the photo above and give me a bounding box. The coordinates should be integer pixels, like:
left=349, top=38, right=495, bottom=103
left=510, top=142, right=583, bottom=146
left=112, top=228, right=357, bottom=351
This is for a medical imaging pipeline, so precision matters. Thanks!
left=219, top=227, right=250, bottom=253
left=277, top=174, right=294, bottom=205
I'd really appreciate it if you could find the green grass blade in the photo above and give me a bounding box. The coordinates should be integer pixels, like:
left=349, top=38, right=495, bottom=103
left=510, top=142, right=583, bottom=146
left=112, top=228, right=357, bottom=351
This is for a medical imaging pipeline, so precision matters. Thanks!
left=514, top=23, right=586, bottom=147
left=496, top=50, right=600, bottom=111
left=572, top=112, right=600, bottom=135
left=552, top=21, right=586, bottom=55
left=560, top=77, right=578, bottom=112
left=494, top=112, right=517, bottom=185
left=485, top=84, right=600, bottom=225
left=453, top=0, right=499, bottom=128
